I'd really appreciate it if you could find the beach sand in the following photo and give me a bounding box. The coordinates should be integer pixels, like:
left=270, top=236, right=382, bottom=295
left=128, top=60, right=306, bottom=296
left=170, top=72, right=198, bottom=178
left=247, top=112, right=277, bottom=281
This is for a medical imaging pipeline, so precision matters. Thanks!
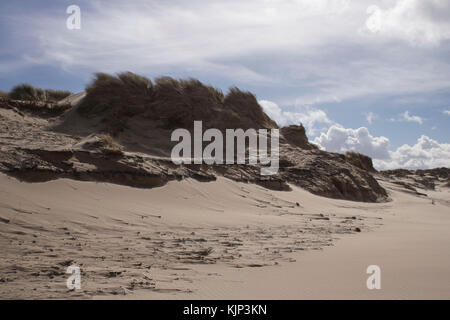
left=1, top=173, right=449, bottom=299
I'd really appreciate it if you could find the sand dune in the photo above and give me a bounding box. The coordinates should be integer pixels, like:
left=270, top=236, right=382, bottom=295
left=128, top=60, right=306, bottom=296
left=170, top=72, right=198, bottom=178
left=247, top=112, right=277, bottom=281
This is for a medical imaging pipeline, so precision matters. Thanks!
left=131, top=180, right=450, bottom=300
left=0, top=173, right=370, bottom=299
left=0, top=76, right=449, bottom=299
left=1, top=173, right=448, bottom=299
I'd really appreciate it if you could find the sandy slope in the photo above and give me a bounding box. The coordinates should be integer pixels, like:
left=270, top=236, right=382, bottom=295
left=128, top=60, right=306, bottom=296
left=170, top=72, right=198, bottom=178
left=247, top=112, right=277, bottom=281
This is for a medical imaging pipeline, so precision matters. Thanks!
left=0, top=173, right=449, bottom=299
left=136, top=180, right=450, bottom=300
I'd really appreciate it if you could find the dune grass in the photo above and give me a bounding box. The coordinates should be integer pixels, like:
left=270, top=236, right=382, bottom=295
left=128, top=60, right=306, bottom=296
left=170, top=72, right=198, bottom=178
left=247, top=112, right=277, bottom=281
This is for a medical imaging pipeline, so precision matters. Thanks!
left=77, top=71, right=277, bottom=135
left=96, top=133, right=123, bottom=154
left=8, top=83, right=71, bottom=102
left=8, top=84, right=45, bottom=101
left=45, top=89, right=73, bottom=102
left=78, top=72, right=152, bottom=116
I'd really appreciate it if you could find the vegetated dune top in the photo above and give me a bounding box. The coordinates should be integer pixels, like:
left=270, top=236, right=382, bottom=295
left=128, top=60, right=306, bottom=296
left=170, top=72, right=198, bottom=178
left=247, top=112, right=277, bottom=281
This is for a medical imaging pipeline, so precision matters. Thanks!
left=0, top=72, right=410, bottom=202
left=63, top=72, right=277, bottom=138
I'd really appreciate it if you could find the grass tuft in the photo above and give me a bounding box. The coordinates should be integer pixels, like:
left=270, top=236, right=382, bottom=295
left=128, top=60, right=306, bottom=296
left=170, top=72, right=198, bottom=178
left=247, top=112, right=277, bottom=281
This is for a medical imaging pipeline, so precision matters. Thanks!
left=8, top=83, right=71, bottom=102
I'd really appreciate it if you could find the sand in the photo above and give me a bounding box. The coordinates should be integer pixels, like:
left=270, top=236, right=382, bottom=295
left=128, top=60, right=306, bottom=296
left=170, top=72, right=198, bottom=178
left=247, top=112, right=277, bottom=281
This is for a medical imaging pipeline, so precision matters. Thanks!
left=1, top=172, right=449, bottom=299
left=141, top=181, right=450, bottom=300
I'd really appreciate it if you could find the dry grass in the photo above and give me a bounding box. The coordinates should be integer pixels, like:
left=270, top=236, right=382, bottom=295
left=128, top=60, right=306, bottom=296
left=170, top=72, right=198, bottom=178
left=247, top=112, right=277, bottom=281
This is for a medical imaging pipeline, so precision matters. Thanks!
left=150, top=77, right=225, bottom=128
left=96, top=133, right=123, bottom=154
left=0, top=90, right=8, bottom=98
left=224, top=87, right=277, bottom=128
left=8, top=83, right=71, bottom=102
left=45, top=89, right=72, bottom=102
left=77, top=71, right=277, bottom=134
left=77, top=72, right=153, bottom=134
left=81, top=72, right=152, bottom=112
left=9, top=84, right=46, bottom=101
left=0, top=98, right=72, bottom=117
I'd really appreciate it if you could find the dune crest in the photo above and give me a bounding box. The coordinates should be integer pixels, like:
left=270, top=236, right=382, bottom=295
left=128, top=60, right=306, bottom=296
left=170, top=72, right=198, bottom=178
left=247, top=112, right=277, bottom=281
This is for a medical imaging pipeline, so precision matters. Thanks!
left=1, top=73, right=391, bottom=202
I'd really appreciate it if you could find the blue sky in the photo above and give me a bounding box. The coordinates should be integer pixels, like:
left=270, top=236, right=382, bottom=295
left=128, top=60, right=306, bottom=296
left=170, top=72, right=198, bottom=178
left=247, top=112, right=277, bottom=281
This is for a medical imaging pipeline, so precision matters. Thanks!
left=1, top=0, right=449, bottom=169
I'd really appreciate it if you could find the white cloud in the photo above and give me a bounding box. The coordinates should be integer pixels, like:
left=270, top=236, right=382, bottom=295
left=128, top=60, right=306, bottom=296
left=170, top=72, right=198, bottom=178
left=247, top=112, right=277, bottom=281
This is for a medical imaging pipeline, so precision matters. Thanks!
left=374, top=135, right=450, bottom=170
left=3, top=0, right=450, bottom=105
left=365, top=0, right=450, bottom=46
left=314, top=124, right=450, bottom=170
left=313, top=125, right=391, bottom=159
left=365, top=111, right=377, bottom=124
left=14, top=0, right=355, bottom=82
left=401, top=111, right=423, bottom=124
left=443, top=110, right=450, bottom=115
left=259, top=100, right=332, bottom=136
left=389, top=111, right=424, bottom=124
left=261, top=101, right=449, bottom=170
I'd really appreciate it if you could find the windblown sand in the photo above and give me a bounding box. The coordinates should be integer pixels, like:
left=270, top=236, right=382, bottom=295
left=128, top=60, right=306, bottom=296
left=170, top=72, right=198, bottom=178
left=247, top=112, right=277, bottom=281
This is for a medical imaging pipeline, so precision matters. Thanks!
left=1, top=173, right=449, bottom=299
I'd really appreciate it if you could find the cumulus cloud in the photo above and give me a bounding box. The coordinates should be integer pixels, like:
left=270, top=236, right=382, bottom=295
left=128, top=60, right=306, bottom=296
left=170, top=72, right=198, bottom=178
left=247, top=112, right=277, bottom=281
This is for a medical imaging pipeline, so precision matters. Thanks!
left=401, top=111, right=423, bottom=124
left=365, top=0, right=450, bottom=46
left=262, top=102, right=449, bottom=170
left=374, top=135, right=450, bottom=170
left=259, top=100, right=332, bottom=136
left=313, top=125, right=391, bottom=159
left=443, top=110, right=450, bottom=115
left=314, top=124, right=450, bottom=170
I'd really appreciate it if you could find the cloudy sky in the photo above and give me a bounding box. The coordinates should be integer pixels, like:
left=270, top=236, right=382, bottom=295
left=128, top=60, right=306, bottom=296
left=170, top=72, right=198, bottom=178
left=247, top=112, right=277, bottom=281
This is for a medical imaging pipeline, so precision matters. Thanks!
left=1, top=0, right=449, bottom=169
